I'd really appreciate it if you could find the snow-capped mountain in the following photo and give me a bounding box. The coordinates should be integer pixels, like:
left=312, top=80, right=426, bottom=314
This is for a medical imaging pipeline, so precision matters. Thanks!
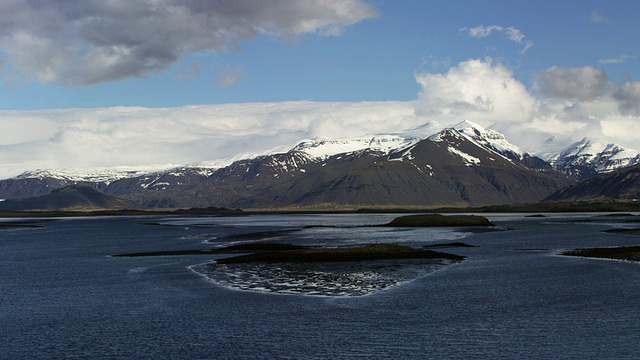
left=0, top=120, right=560, bottom=204
left=106, top=125, right=570, bottom=209
left=236, top=120, right=524, bottom=172
left=548, top=138, right=640, bottom=180
left=6, top=119, right=640, bottom=208
left=451, top=120, right=526, bottom=161
left=0, top=167, right=171, bottom=200
left=15, top=168, right=158, bottom=184
left=1, top=120, right=531, bottom=183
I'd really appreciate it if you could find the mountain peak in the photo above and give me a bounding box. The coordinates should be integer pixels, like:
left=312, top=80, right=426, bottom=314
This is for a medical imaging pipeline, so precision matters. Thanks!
left=549, top=137, right=640, bottom=179
left=451, top=119, right=487, bottom=132
left=430, top=121, right=525, bottom=162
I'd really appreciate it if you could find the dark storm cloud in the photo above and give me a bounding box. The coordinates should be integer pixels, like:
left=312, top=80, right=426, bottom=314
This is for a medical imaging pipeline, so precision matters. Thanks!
left=0, top=0, right=376, bottom=86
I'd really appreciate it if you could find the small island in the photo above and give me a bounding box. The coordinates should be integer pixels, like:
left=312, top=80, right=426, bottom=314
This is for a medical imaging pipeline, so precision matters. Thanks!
left=216, top=243, right=465, bottom=264
left=559, top=246, right=640, bottom=262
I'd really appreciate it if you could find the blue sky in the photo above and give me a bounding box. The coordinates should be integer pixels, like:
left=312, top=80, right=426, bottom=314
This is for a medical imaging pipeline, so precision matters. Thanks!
left=0, top=0, right=638, bottom=178
left=1, top=0, right=636, bottom=109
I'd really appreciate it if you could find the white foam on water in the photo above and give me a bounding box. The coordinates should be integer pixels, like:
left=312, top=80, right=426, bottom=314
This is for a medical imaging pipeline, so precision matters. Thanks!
left=189, top=259, right=458, bottom=297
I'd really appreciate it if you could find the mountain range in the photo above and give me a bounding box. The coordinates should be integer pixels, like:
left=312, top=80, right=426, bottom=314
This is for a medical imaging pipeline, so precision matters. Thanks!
left=0, top=120, right=638, bottom=209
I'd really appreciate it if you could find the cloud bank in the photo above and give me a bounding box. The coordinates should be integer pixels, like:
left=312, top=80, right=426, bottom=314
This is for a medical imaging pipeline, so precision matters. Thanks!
left=0, top=0, right=376, bottom=86
left=1, top=59, right=639, bottom=179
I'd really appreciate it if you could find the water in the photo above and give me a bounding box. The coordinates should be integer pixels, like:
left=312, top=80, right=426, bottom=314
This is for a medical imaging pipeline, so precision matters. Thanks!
left=1, top=213, right=640, bottom=359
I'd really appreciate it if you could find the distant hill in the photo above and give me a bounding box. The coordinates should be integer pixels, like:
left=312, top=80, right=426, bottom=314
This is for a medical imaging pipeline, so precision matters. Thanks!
left=545, top=164, right=640, bottom=202
left=0, top=184, right=142, bottom=211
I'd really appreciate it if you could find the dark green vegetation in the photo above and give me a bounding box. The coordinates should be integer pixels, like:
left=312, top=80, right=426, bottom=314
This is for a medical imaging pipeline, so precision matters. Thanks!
left=559, top=246, right=640, bottom=262
left=383, top=214, right=495, bottom=227
left=216, top=243, right=465, bottom=264
left=0, top=220, right=44, bottom=228
left=1, top=199, right=639, bottom=218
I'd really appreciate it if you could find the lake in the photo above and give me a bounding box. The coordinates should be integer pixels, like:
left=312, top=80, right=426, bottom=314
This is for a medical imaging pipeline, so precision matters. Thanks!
left=1, top=213, right=640, bottom=359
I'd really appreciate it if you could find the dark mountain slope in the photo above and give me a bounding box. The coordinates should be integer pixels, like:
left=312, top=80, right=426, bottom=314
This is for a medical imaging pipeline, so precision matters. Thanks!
left=0, top=184, right=142, bottom=211
left=545, top=164, right=640, bottom=201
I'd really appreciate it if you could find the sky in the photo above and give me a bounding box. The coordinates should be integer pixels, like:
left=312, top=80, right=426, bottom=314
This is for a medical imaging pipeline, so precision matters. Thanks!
left=0, top=0, right=639, bottom=178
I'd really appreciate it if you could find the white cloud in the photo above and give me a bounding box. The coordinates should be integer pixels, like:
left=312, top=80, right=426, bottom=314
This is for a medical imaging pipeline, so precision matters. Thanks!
left=599, top=54, right=638, bottom=64
left=2, top=59, right=640, bottom=179
left=0, top=0, right=376, bottom=86
left=590, top=11, right=609, bottom=23
left=414, top=58, right=536, bottom=125
left=215, top=67, right=244, bottom=87
left=414, top=59, right=640, bottom=153
left=462, top=25, right=534, bottom=54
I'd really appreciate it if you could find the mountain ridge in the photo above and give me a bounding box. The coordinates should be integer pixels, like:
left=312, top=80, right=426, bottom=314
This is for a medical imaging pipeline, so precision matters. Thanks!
left=106, top=127, right=572, bottom=209
left=0, top=120, right=635, bottom=208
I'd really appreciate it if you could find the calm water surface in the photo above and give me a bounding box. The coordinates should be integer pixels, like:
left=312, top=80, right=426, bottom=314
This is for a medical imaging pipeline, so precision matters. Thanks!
left=1, top=213, right=640, bottom=359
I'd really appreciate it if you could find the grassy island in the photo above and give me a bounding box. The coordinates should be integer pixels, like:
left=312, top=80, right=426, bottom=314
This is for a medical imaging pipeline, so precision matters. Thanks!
left=384, top=214, right=495, bottom=227
left=115, top=242, right=465, bottom=264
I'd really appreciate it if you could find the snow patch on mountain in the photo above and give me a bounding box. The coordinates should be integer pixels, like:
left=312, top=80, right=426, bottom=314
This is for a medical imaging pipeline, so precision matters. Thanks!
left=447, top=146, right=481, bottom=166
left=292, top=134, right=419, bottom=159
